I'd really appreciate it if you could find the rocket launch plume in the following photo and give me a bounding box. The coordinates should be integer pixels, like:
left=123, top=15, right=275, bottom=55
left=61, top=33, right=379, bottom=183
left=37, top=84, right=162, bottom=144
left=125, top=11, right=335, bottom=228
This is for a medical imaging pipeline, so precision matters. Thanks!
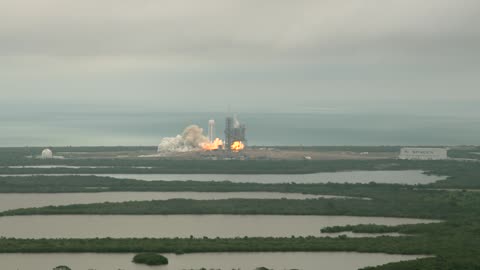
left=158, top=125, right=208, bottom=152
left=230, top=141, right=245, bottom=152
left=157, top=125, right=224, bottom=152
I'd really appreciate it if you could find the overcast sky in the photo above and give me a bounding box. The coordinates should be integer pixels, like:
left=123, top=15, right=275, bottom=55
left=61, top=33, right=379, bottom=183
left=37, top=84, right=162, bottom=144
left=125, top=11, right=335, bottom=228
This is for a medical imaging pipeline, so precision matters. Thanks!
left=1, top=0, right=479, bottom=112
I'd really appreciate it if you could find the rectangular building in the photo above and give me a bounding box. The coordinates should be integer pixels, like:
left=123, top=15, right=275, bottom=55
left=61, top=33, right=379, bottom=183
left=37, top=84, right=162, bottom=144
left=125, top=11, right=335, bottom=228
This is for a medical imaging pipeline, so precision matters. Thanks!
left=399, top=148, right=448, bottom=160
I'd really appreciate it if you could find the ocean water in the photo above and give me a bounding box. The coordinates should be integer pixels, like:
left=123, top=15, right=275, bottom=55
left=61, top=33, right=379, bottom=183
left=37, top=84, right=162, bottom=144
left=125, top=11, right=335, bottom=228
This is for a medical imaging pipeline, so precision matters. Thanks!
left=1, top=109, right=479, bottom=146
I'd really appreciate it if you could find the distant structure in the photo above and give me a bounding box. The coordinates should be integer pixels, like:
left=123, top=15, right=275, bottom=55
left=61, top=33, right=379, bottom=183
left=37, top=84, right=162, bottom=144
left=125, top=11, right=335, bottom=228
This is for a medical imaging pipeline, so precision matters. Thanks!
left=208, top=119, right=215, bottom=143
left=399, top=148, right=448, bottom=160
left=224, top=115, right=247, bottom=151
left=53, top=266, right=72, bottom=270
left=41, top=148, right=53, bottom=159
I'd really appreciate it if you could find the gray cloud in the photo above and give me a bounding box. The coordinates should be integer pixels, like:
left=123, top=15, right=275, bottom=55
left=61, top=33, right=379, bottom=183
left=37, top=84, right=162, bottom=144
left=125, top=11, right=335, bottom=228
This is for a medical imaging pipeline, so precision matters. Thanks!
left=0, top=0, right=479, bottom=110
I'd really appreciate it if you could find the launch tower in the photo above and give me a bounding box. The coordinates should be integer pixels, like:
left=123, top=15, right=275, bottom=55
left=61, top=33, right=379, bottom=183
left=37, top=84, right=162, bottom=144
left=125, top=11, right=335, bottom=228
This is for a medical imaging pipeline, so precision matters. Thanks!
left=224, top=115, right=247, bottom=151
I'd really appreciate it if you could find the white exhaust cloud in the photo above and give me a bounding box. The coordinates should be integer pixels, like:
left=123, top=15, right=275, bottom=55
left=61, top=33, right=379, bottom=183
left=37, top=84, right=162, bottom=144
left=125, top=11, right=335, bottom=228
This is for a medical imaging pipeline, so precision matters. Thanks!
left=157, top=125, right=209, bottom=152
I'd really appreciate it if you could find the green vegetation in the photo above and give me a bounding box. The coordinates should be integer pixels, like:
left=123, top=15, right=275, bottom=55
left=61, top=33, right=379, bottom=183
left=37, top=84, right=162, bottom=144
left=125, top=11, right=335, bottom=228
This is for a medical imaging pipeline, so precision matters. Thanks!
left=321, top=223, right=438, bottom=234
left=0, top=228, right=480, bottom=269
left=1, top=158, right=480, bottom=194
left=0, top=159, right=401, bottom=174
left=2, top=147, right=480, bottom=269
left=447, top=146, right=480, bottom=160
left=0, top=175, right=405, bottom=195
left=2, top=188, right=480, bottom=269
left=322, top=224, right=408, bottom=234
left=132, top=253, right=168, bottom=266
left=0, top=236, right=437, bottom=254
left=3, top=190, right=478, bottom=219
left=2, top=170, right=479, bottom=218
left=1, top=158, right=480, bottom=189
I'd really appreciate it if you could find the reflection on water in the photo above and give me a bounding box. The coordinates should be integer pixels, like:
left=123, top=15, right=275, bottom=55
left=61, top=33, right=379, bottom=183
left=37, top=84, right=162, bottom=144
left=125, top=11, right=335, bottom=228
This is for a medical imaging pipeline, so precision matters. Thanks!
left=0, top=215, right=438, bottom=239
left=0, top=252, right=429, bottom=270
left=0, top=192, right=360, bottom=212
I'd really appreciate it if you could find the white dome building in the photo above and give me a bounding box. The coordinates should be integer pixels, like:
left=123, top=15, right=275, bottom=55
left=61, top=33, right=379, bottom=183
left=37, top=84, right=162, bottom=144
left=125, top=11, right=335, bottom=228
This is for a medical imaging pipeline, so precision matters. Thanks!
left=41, top=148, right=53, bottom=159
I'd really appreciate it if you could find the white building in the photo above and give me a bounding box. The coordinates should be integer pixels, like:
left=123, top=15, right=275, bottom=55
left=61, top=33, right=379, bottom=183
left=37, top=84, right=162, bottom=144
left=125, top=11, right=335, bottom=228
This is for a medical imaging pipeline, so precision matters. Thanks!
left=399, top=148, right=448, bottom=160
left=41, top=148, right=54, bottom=159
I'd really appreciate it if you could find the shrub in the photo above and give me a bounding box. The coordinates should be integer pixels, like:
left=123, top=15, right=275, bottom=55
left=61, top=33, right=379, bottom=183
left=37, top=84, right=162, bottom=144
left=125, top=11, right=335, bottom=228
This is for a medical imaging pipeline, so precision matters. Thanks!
left=132, top=253, right=169, bottom=266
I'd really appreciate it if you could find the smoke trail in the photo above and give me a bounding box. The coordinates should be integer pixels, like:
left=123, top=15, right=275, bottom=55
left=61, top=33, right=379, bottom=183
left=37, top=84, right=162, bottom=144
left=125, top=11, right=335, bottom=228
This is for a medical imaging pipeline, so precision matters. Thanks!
left=157, top=125, right=209, bottom=152
left=233, top=115, right=240, bottom=128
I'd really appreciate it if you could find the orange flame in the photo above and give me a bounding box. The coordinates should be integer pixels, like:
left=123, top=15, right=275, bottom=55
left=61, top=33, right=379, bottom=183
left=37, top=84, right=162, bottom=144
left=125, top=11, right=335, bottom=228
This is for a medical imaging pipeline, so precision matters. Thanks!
left=201, top=138, right=224, bottom=151
left=230, top=141, right=245, bottom=152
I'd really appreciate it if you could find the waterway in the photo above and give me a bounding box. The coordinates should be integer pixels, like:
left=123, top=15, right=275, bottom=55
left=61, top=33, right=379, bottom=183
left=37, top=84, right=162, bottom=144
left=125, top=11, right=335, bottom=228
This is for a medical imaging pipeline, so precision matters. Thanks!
left=0, top=192, right=357, bottom=212
left=0, top=170, right=444, bottom=184
left=0, top=215, right=438, bottom=239
left=0, top=252, right=430, bottom=270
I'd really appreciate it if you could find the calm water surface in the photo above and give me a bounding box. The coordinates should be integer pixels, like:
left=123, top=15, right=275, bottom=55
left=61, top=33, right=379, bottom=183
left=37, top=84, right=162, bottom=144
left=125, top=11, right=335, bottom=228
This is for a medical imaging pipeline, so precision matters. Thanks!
left=0, top=215, right=438, bottom=238
left=0, top=192, right=355, bottom=212
left=93, top=170, right=443, bottom=184
left=0, top=252, right=429, bottom=270
left=1, top=170, right=444, bottom=184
